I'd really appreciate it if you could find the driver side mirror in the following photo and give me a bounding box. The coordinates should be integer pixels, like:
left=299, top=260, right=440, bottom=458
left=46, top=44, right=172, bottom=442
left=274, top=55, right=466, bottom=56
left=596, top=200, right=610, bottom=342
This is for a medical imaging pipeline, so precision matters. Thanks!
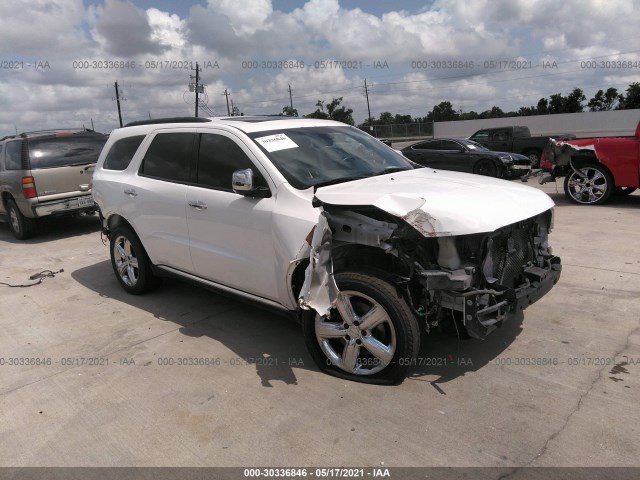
left=232, top=168, right=271, bottom=198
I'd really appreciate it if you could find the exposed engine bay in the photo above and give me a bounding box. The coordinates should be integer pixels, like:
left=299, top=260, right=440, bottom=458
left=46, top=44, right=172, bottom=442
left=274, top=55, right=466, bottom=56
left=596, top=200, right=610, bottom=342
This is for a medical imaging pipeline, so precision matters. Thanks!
left=300, top=205, right=561, bottom=340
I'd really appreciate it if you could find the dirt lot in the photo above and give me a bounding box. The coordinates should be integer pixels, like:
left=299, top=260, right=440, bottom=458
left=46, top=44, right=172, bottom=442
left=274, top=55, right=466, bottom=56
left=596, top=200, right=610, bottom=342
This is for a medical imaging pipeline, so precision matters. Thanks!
left=0, top=181, right=639, bottom=468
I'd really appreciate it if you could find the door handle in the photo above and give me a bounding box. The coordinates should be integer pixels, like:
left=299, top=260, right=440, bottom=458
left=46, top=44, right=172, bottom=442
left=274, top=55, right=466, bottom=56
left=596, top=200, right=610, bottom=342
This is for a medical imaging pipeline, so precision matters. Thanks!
left=188, top=200, right=207, bottom=210
left=124, top=189, right=137, bottom=197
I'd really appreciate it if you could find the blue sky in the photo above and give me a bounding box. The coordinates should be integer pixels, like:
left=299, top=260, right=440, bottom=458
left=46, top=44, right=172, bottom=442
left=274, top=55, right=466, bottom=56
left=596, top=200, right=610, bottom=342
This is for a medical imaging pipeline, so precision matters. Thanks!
left=1, top=0, right=639, bottom=134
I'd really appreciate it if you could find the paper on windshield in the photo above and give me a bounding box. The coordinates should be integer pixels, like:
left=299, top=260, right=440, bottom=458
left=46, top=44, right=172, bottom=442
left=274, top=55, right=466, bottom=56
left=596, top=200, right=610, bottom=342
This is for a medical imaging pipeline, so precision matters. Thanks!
left=254, top=133, right=299, bottom=152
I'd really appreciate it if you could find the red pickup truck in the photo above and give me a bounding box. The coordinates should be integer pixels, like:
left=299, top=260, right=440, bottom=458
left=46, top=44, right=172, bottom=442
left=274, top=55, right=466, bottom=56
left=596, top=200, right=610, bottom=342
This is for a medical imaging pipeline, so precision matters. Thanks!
left=540, top=121, right=640, bottom=205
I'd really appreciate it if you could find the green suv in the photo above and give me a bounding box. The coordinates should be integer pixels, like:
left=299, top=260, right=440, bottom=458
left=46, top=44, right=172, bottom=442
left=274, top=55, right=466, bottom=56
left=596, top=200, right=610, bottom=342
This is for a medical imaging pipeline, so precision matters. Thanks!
left=0, top=129, right=108, bottom=239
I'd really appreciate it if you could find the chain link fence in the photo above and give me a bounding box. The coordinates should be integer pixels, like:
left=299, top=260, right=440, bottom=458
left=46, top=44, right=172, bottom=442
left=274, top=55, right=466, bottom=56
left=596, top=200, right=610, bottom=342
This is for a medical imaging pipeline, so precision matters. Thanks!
left=358, top=122, right=434, bottom=139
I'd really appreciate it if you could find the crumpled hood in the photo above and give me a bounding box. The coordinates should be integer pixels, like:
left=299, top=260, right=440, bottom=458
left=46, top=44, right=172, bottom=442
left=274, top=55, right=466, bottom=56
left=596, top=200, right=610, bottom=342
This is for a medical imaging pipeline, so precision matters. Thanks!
left=315, top=168, right=554, bottom=236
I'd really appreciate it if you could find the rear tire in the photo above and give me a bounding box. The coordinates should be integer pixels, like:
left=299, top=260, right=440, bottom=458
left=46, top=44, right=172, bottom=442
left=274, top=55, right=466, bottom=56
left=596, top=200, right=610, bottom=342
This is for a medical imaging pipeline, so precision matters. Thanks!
left=6, top=198, right=36, bottom=240
left=302, top=270, right=420, bottom=385
left=563, top=164, right=614, bottom=205
left=109, top=225, right=159, bottom=294
left=525, top=150, right=541, bottom=168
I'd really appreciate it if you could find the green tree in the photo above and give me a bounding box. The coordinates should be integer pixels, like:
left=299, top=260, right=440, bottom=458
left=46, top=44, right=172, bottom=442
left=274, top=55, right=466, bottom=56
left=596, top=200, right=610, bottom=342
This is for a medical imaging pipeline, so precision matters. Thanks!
left=378, top=111, right=394, bottom=124
left=536, top=98, right=549, bottom=114
left=326, top=97, right=355, bottom=125
left=565, top=88, right=586, bottom=112
left=587, top=88, right=620, bottom=111
left=459, top=111, right=479, bottom=120
left=518, top=106, right=536, bottom=116
left=394, top=114, right=413, bottom=124
left=427, top=101, right=459, bottom=121
left=282, top=106, right=299, bottom=117
left=479, top=106, right=504, bottom=119
left=618, top=82, right=640, bottom=109
left=548, top=88, right=585, bottom=113
left=306, top=97, right=354, bottom=125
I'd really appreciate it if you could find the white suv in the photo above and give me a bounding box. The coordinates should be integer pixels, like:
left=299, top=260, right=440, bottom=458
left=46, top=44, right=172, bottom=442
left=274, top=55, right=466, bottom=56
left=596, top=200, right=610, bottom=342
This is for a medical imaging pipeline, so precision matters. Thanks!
left=93, top=117, right=561, bottom=384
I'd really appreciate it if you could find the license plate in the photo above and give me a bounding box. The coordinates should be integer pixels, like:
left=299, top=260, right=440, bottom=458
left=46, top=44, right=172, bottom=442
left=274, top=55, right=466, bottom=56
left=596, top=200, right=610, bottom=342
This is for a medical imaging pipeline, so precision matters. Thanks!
left=78, top=196, right=94, bottom=207
left=511, top=165, right=531, bottom=169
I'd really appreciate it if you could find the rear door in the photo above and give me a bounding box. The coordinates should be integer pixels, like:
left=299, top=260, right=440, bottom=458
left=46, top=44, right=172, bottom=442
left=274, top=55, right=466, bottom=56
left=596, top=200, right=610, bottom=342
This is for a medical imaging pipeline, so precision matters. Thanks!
left=27, top=133, right=108, bottom=203
left=406, top=140, right=445, bottom=167
left=437, top=140, right=470, bottom=172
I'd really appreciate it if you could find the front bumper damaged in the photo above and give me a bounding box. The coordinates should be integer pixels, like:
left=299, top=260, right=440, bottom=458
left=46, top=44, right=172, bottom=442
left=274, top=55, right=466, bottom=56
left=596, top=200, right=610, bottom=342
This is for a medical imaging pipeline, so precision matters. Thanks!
left=420, top=256, right=561, bottom=339
left=299, top=201, right=561, bottom=341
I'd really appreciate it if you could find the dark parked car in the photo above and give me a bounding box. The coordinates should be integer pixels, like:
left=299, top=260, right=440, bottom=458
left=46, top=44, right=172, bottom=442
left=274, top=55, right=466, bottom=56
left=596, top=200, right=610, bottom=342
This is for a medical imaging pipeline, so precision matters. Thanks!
left=469, top=126, right=574, bottom=167
left=401, top=138, right=531, bottom=178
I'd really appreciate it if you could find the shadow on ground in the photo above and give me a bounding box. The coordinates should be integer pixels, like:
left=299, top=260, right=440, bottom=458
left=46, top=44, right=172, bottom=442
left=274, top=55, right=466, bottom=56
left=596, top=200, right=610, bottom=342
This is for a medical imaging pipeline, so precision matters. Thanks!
left=72, top=260, right=523, bottom=388
left=0, top=214, right=101, bottom=244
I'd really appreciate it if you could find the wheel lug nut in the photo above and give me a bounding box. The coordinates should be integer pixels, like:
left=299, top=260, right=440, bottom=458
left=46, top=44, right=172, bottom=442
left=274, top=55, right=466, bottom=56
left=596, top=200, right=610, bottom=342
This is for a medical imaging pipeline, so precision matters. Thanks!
left=345, top=335, right=351, bottom=341
left=356, top=339, right=362, bottom=345
left=343, top=323, right=349, bottom=329
left=353, top=320, right=360, bottom=326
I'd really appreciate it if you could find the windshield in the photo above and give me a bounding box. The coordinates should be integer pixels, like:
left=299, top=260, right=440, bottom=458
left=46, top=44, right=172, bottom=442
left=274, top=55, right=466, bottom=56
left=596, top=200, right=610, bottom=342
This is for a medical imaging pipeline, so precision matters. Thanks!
left=248, top=126, right=414, bottom=189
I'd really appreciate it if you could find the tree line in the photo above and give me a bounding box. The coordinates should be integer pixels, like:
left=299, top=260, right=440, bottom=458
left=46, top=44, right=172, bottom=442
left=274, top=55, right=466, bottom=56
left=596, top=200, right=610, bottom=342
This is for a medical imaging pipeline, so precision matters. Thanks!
left=282, top=82, right=640, bottom=126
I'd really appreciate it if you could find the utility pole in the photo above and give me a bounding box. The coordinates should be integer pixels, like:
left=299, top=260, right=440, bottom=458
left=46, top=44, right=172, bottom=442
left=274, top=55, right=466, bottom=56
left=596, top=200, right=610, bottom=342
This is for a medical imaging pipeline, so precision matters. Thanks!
left=223, top=89, right=230, bottom=116
left=114, top=81, right=123, bottom=128
left=189, top=62, right=202, bottom=117
left=288, top=84, right=293, bottom=113
left=364, top=79, right=373, bottom=131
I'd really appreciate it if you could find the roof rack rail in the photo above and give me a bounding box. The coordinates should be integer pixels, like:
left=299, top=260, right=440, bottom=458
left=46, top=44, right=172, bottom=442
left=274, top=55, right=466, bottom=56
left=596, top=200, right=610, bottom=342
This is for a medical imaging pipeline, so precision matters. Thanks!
left=19, top=128, right=93, bottom=136
left=1, top=128, right=97, bottom=141
left=124, top=117, right=212, bottom=127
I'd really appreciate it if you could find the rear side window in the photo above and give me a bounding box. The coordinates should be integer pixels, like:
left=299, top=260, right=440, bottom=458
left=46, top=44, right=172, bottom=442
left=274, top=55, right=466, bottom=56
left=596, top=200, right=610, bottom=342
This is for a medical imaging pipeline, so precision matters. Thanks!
left=103, top=135, right=145, bottom=171
left=197, top=133, right=261, bottom=190
left=5, top=140, right=23, bottom=170
left=413, top=140, right=442, bottom=150
left=27, top=134, right=108, bottom=169
left=140, top=132, right=194, bottom=182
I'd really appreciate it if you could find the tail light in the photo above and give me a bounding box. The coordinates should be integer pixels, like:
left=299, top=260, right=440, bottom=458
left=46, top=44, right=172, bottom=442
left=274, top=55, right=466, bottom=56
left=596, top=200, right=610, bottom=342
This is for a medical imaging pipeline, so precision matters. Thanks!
left=22, top=176, right=37, bottom=198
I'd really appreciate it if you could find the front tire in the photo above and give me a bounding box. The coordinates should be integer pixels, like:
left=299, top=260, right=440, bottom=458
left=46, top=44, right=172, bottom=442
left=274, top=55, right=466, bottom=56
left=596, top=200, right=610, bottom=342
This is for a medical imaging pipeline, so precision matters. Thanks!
left=563, top=164, right=614, bottom=205
left=474, top=159, right=498, bottom=177
left=109, top=225, right=159, bottom=294
left=302, top=271, right=420, bottom=385
left=6, top=198, right=36, bottom=240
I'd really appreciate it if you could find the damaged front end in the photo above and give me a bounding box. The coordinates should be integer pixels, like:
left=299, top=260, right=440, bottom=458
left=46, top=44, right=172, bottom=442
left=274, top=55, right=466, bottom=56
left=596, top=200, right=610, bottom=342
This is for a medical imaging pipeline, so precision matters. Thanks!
left=300, top=204, right=561, bottom=340
left=538, top=138, right=599, bottom=185
left=412, top=212, right=561, bottom=339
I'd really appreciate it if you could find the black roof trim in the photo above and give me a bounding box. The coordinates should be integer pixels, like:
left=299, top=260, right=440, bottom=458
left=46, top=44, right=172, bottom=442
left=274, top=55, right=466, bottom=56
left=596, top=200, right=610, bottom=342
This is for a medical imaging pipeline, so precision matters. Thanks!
left=124, top=117, right=212, bottom=127
left=221, top=115, right=297, bottom=123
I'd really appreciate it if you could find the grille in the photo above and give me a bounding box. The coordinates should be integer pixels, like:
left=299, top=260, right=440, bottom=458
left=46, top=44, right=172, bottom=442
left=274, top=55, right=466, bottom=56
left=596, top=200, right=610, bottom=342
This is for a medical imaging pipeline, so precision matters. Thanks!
left=487, top=227, right=533, bottom=288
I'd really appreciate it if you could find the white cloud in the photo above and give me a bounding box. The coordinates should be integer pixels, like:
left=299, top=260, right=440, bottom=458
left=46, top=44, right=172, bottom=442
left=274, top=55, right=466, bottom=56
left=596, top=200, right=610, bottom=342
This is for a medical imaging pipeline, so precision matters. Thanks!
left=94, top=0, right=166, bottom=56
left=1, top=0, right=640, bottom=135
left=0, top=0, right=86, bottom=56
left=205, top=0, right=273, bottom=35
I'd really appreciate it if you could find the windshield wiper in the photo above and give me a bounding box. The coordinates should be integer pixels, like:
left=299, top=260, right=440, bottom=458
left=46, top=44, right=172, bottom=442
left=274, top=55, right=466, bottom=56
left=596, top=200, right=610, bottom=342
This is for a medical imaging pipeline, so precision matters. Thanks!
left=312, top=175, right=369, bottom=190
left=374, top=166, right=411, bottom=176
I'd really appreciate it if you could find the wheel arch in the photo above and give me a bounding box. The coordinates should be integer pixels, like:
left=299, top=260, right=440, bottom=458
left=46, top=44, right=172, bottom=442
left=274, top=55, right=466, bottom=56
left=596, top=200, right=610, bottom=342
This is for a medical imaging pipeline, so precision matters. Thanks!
left=105, top=213, right=136, bottom=237
left=1, top=191, right=14, bottom=210
left=571, top=154, right=615, bottom=180
left=289, top=243, right=412, bottom=309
